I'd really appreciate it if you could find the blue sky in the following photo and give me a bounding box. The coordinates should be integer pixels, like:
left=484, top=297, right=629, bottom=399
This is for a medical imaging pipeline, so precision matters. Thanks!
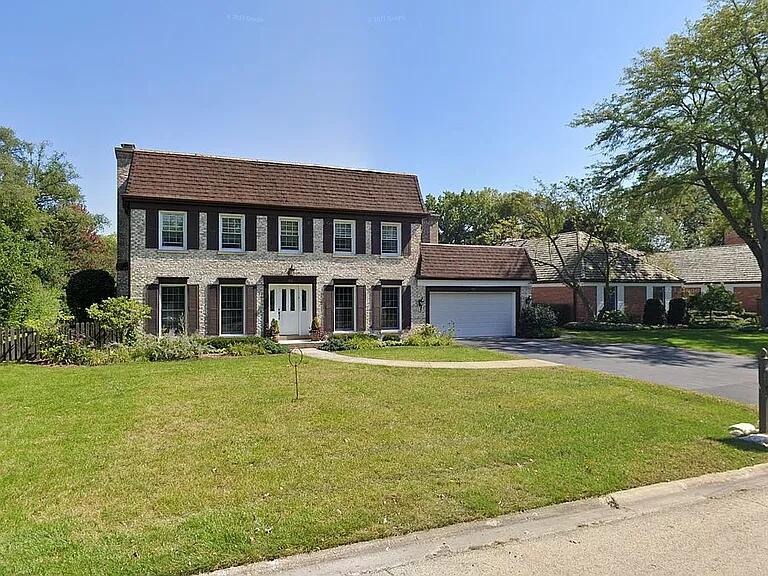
left=3, top=0, right=706, bottom=232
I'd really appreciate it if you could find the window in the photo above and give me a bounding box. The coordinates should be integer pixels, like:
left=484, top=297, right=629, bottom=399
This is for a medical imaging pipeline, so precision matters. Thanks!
left=606, top=286, right=618, bottom=311
left=334, top=286, right=355, bottom=331
left=269, top=289, right=275, bottom=312
left=160, top=285, right=186, bottom=334
left=334, top=220, right=355, bottom=254
left=219, top=214, right=245, bottom=251
left=279, top=217, right=302, bottom=253
left=159, top=211, right=186, bottom=250
left=381, top=286, right=401, bottom=330
left=653, top=286, right=666, bottom=305
left=220, top=285, right=245, bottom=335
left=381, top=222, right=401, bottom=256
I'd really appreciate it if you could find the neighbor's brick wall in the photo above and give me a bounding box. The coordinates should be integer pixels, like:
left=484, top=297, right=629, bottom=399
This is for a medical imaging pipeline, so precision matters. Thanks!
left=129, top=208, right=427, bottom=335
left=531, top=285, right=597, bottom=321
left=624, top=286, right=647, bottom=322
left=734, top=286, right=761, bottom=313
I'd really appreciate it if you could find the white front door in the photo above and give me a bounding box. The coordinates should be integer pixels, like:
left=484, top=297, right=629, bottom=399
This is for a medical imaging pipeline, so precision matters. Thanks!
left=268, top=284, right=312, bottom=336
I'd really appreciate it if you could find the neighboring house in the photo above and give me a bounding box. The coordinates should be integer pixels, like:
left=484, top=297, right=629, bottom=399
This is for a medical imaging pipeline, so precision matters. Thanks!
left=507, top=231, right=682, bottom=322
left=661, top=232, right=762, bottom=313
left=116, top=145, right=535, bottom=338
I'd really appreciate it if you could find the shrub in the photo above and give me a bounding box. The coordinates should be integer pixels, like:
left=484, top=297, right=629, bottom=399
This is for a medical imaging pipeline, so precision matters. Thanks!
left=597, top=309, right=630, bottom=324
left=131, top=334, right=212, bottom=362
left=319, top=335, right=355, bottom=352
left=519, top=304, right=560, bottom=338
left=87, top=297, right=149, bottom=343
left=642, top=298, right=667, bottom=326
left=66, top=269, right=116, bottom=322
left=403, top=324, right=454, bottom=346
left=382, top=333, right=401, bottom=342
left=564, top=321, right=646, bottom=331
left=548, top=303, right=573, bottom=326
left=667, top=298, right=688, bottom=325
left=205, top=336, right=287, bottom=355
left=319, top=333, right=382, bottom=351
left=38, top=331, right=96, bottom=365
left=688, top=284, right=742, bottom=320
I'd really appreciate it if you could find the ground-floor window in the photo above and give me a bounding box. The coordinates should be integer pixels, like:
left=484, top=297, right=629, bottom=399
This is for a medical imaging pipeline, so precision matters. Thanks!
left=652, top=286, right=666, bottom=305
left=160, top=285, right=186, bottom=334
left=334, top=286, right=355, bottom=331
left=606, top=286, right=618, bottom=311
left=381, top=286, right=401, bottom=330
left=220, top=285, right=245, bottom=335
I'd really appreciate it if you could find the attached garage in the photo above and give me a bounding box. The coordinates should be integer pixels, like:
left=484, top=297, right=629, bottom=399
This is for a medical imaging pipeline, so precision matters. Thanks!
left=429, top=290, right=517, bottom=337
left=417, top=244, right=536, bottom=338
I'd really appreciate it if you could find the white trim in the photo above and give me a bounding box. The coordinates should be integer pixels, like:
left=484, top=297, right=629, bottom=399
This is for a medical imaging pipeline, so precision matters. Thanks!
left=333, top=219, right=356, bottom=256
left=380, top=222, right=401, bottom=257
left=333, top=284, right=356, bottom=332
left=158, top=210, right=187, bottom=250
left=219, top=284, right=246, bottom=337
left=159, top=283, right=187, bottom=334
left=417, top=279, right=532, bottom=287
left=218, top=213, right=245, bottom=252
left=380, top=284, right=402, bottom=332
left=278, top=216, right=303, bottom=254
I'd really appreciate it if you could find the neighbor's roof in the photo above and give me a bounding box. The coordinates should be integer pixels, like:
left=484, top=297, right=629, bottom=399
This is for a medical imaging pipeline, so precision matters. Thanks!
left=506, top=231, right=681, bottom=283
left=658, top=244, right=760, bottom=284
left=418, top=244, right=537, bottom=280
left=120, top=148, right=427, bottom=216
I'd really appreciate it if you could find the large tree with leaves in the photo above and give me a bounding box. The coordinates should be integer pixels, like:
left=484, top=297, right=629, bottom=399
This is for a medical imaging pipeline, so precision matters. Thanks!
left=575, top=0, right=768, bottom=325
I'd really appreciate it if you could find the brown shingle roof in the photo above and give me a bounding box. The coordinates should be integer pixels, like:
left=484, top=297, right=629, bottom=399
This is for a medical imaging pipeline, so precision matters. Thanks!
left=121, top=148, right=427, bottom=216
left=507, top=231, right=681, bottom=283
left=659, top=244, right=760, bottom=284
left=418, top=244, right=536, bottom=280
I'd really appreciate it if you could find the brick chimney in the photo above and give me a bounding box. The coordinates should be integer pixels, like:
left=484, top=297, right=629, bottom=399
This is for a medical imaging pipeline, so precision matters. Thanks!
left=724, top=229, right=746, bottom=245
left=115, top=144, right=136, bottom=296
left=421, top=213, right=439, bottom=244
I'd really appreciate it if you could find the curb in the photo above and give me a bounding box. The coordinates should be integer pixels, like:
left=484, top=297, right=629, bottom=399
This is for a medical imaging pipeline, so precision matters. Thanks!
left=204, top=463, right=768, bottom=576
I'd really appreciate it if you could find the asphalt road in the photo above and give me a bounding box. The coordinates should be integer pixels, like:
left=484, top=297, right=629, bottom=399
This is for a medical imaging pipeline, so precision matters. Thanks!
left=463, top=338, right=758, bottom=404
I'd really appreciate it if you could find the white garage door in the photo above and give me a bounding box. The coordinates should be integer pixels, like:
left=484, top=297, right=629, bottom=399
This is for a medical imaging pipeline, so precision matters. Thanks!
left=429, top=291, right=516, bottom=337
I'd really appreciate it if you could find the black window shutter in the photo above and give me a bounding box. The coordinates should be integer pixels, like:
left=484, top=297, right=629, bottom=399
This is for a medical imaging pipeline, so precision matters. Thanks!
left=245, top=214, right=257, bottom=251
left=207, top=210, right=218, bottom=250
left=402, top=222, right=412, bottom=256
left=323, top=218, right=333, bottom=253
left=356, top=285, right=366, bottom=332
left=371, top=285, right=381, bottom=331
left=303, top=216, right=314, bottom=253
left=245, top=285, right=257, bottom=334
left=356, top=220, right=366, bottom=254
left=207, top=284, right=219, bottom=336
left=371, top=219, right=381, bottom=255
left=145, top=283, right=159, bottom=334
left=186, top=284, right=199, bottom=333
left=323, top=285, right=334, bottom=332
left=402, top=285, right=412, bottom=330
left=145, top=207, right=158, bottom=249
left=267, top=216, right=278, bottom=252
left=188, top=210, right=199, bottom=250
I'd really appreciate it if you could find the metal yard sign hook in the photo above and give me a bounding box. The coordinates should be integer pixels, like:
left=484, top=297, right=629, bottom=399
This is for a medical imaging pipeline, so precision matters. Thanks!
left=288, top=347, right=304, bottom=401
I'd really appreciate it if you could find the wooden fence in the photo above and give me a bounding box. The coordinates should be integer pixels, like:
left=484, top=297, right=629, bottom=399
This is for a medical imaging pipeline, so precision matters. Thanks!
left=1, top=322, right=120, bottom=362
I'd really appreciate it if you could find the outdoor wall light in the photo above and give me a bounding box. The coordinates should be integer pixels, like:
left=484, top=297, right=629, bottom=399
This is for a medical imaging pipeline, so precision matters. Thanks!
left=417, top=297, right=424, bottom=311
left=287, top=265, right=296, bottom=276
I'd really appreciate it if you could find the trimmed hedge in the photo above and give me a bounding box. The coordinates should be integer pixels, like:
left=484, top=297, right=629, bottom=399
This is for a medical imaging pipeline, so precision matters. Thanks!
left=642, top=298, right=667, bottom=326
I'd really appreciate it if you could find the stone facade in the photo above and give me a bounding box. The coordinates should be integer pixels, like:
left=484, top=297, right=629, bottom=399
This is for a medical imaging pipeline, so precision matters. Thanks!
left=127, top=207, right=427, bottom=335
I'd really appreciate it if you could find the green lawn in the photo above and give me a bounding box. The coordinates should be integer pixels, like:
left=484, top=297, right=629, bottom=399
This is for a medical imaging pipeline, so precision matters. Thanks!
left=1, top=356, right=765, bottom=575
left=563, top=328, right=768, bottom=357
left=339, top=345, right=521, bottom=361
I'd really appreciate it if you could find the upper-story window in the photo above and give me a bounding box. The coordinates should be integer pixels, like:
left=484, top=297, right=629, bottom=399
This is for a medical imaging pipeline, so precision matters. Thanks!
left=159, top=210, right=187, bottom=250
left=279, top=217, right=302, bottom=253
left=334, top=220, right=355, bottom=255
left=381, top=222, right=401, bottom=256
left=219, top=213, right=245, bottom=252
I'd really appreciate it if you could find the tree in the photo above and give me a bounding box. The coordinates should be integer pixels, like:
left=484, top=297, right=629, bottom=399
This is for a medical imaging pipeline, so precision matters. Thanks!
left=0, top=127, right=108, bottom=327
left=66, top=269, right=116, bottom=321
left=574, top=0, right=768, bottom=325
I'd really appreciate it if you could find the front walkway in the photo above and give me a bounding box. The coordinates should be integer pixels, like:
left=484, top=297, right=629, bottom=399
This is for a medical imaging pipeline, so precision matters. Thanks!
left=463, top=338, right=757, bottom=404
left=303, top=348, right=559, bottom=369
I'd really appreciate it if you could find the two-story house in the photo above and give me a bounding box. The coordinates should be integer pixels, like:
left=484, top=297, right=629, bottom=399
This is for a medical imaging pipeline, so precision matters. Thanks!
left=116, top=145, right=536, bottom=338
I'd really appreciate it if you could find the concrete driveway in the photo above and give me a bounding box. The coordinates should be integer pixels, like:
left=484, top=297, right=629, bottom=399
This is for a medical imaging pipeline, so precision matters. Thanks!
left=461, top=338, right=758, bottom=405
